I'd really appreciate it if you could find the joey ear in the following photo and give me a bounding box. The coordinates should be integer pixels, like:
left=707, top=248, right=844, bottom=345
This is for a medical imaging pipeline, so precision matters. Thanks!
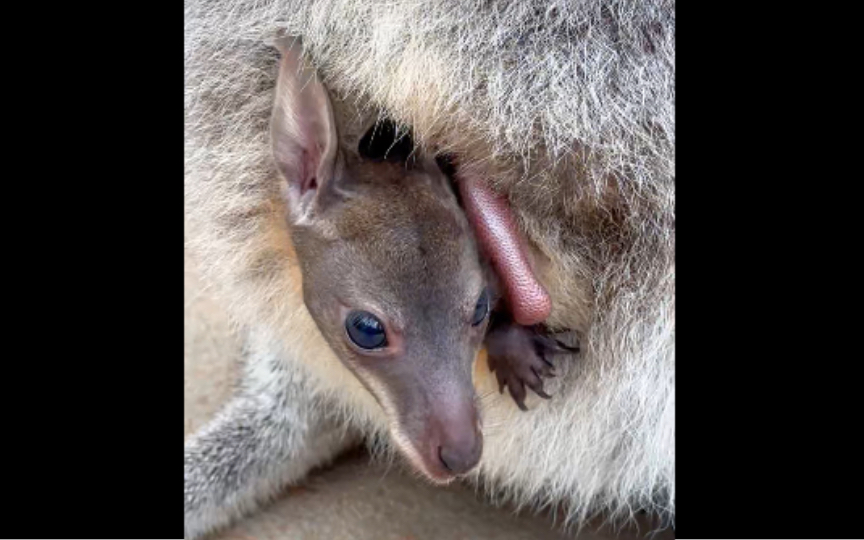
left=270, top=37, right=340, bottom=222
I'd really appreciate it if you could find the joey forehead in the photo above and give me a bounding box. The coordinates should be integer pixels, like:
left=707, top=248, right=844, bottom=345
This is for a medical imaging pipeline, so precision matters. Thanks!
left=350, top=221, right=480, bottom=315
left=330, top=185, right=483, bottom=323
left=332, top=162, right=465, bottom=238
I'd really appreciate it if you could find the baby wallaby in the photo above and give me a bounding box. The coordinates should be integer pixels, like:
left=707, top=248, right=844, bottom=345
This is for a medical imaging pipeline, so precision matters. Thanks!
left=271, top=37, right=575, bottom=482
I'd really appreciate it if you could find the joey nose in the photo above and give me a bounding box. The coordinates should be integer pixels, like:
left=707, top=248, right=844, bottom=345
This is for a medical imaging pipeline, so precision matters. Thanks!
left=438, top=440, right=481, bottom=474
left=436, top=423, right=483, bottom=475
left=420, top=387, right=483, bottom=479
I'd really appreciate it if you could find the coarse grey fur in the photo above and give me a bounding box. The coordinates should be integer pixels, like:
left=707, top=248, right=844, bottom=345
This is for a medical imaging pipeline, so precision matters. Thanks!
left=184, top=0, right=674, bottom=538
left=184, top=328, right=362, bottom=537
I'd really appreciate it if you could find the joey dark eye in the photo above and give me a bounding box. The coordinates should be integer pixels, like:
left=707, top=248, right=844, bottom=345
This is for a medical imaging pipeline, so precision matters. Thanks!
left=345, top=311, right=388, bottom=349
left=471, top=288, right=490, bottom=326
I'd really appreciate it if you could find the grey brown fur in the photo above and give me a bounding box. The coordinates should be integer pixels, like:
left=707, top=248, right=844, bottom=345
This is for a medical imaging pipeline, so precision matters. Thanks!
left=185, top=0, right=674, bottom=538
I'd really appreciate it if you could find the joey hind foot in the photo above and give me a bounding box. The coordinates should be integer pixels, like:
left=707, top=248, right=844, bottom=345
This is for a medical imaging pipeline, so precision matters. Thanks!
left=485, top=320, right=579, bottom=411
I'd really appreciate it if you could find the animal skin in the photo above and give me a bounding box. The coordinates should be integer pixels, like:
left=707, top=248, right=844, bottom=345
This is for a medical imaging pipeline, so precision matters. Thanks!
left=184, top=0, right=675, bottom=538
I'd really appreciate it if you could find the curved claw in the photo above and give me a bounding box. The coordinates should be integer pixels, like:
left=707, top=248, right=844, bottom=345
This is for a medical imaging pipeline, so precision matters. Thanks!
left=494, top=370, right=505, bottom=394
left=528, top=367, right=552, bottom=399
left=508, top=380, right=529, bottom=411
left=512, top=394, right=529, bottom=412
left=534, top=333, right=579, bottom=354
left=534, top=389, right=552, bottom=400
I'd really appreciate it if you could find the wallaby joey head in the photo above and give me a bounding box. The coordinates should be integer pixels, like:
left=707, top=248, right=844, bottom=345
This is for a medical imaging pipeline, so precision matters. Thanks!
left=270, top=37, right=489, bottom=482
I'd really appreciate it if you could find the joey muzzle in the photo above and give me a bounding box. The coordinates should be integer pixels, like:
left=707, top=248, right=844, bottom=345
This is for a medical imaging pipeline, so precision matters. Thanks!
left=428, top=398, right=482, bottom=476
left=381, top=367, right=483, bottom=482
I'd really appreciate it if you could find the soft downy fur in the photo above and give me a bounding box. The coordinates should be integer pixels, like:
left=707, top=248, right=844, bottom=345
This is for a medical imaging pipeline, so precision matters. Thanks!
left=185, top=0, right=674, bottom=533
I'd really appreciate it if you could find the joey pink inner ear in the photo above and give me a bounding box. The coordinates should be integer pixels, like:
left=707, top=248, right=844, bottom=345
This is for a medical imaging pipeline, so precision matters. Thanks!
left=300, top=149, right=319, bottom=195
left=270, top=41, right=338, bottom=216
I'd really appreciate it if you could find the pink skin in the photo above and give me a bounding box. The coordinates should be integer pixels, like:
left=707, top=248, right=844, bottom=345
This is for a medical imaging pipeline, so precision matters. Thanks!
left=457, top=174, right=552, bottom=326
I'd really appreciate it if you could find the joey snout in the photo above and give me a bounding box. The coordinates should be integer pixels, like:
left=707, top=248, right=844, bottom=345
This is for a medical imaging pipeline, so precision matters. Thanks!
left=393, top=383, right=483, bottom=483
left=428, top=397, right=483, bottom=476
left=355, top=354, right=484, bottom=483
